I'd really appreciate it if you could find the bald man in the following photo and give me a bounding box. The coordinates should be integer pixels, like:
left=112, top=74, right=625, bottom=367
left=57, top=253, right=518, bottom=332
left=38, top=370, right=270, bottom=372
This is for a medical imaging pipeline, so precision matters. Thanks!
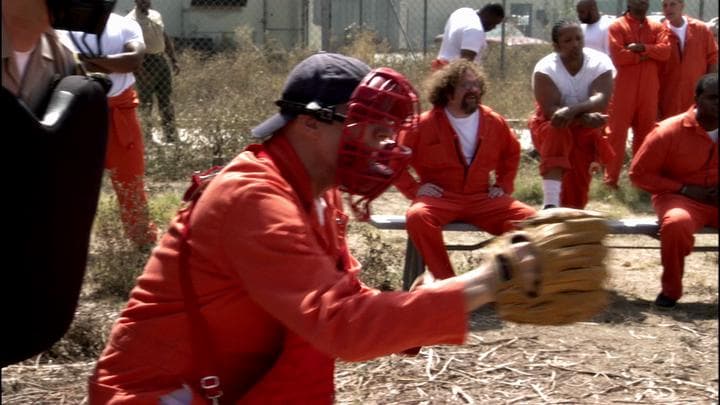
left=603, top=0, right=670, bottom=189
left=576, top=0, right=614, bottom=55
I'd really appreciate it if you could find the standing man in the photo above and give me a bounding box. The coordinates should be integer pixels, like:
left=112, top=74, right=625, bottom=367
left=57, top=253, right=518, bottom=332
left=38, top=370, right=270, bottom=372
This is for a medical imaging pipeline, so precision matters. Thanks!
left=603, top=0, right=670, bottom=189
left=657, top=0, right=718, bottom=120
left=576, top=0, right=614, bottom=55
left=85, top=53, right=542, bottom=403
left=60, top=13, right=158, bottom=250
left=530, top=20, right=615, bottom=209
left=127, top=0, right=179, bottom=144
left=394, top=60, right=537, bottom=280
left=629, top=74, right=718, bottom=309
left=433, top=4, right=505, bottom=71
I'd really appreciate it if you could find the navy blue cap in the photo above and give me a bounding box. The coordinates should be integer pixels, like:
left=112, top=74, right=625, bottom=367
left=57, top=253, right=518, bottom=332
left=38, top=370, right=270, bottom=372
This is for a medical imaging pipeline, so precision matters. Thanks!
left=251, top=52, right=371, bottom=140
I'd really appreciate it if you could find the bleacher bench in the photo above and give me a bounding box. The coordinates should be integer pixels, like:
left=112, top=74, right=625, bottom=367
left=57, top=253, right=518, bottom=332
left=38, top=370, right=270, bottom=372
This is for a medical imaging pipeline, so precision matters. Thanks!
left=369, top=214, right=718, bottom=290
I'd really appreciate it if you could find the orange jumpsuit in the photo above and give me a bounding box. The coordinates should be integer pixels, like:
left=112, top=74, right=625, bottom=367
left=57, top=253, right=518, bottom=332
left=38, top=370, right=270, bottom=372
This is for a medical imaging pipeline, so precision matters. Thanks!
left=604, top=13, right=670, bottom=187
left=629, top=107, right=718, bottom=301
left=106, top=86, right=157, bottom=247
left=529, top=106, right=615, bottom=209
left=88, top=134, right=468, bottom=403
left=658, top=16, right=718, bottom=120
left=395, top=105, right=537, bottom=279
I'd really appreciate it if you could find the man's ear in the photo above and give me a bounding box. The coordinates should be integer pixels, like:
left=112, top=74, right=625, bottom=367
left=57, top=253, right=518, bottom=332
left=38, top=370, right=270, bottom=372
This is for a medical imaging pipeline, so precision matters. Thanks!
left=299, top=115, right=318, bottom=130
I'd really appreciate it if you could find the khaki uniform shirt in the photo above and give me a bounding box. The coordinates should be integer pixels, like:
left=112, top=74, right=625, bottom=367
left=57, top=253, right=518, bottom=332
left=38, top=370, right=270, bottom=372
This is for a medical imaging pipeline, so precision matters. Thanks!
left=2, top=22, right=78, bottom=114
left=127, top=8, right=165, bottom=54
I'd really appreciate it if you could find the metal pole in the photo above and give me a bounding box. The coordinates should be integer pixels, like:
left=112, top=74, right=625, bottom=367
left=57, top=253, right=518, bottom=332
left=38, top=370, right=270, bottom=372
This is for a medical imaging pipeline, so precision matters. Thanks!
left=261, top=0, right=267, bottom=45
left=616, top=0, right=624, bottom=17
left=321, top=0, right=330, bottom=51
left=423, top=0, right=428, bottom=56
left=699, top=0, right=704, bottom=20
left=359, top=0, right=363, bottom=27
left=500, top=0, right=507, bottom=78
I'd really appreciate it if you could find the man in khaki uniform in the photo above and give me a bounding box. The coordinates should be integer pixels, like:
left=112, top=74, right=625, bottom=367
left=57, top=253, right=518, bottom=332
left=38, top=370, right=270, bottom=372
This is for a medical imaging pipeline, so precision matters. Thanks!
left=127, top=0, right=179, bottom=144
left=2, top=0, right=79, bottom=114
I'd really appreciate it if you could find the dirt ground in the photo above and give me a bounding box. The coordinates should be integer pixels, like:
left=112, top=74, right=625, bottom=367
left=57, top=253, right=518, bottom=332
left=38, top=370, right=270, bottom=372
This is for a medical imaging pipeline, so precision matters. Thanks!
left=2, top=190, right=718, bottom=404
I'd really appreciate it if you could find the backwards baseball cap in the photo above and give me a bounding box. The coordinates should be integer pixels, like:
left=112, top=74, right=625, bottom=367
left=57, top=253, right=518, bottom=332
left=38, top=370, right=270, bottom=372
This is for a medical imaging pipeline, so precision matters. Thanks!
left=251, top=52, right=371, bottom=140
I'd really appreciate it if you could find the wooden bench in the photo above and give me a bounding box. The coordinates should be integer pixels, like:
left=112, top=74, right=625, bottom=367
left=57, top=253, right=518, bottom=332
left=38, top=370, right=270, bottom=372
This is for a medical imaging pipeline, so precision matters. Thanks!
left=369, top=214, right=718, bottom=290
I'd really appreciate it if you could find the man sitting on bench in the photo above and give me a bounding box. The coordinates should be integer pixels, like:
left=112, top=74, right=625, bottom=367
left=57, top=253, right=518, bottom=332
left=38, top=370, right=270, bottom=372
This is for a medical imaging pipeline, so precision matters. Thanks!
left=394, top=60, right=536, bottom=280
left=629, top=74, right=718, bottom=309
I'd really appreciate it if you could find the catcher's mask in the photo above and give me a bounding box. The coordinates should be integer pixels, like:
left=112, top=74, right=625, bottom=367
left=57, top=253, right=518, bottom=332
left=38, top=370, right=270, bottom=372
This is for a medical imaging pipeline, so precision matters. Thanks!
left=336, top=67, right=419, bottom=220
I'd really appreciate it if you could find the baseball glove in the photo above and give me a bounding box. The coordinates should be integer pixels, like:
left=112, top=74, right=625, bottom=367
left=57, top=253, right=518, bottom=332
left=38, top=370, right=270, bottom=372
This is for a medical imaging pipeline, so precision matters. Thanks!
left=487, top=207, right=610, bottom=325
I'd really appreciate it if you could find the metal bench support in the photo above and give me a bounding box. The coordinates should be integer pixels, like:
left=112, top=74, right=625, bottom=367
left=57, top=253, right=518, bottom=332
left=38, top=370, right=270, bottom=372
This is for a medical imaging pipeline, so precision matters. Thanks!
left=369, top=215, right=718, bottom=291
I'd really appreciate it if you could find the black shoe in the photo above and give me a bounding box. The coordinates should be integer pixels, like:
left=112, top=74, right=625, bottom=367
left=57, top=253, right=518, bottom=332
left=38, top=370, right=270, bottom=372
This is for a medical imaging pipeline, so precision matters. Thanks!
left=654, top=293, right=677, bottom=309
left=542, top=204, right=557, bottom=210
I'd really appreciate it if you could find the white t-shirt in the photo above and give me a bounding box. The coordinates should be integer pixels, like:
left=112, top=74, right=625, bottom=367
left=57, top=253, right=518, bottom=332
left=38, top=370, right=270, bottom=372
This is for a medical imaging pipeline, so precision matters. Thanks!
left=13, top=48, right=34, bottom=81
left=446, top=108, right=480, bottom=165
left=533, top=47, right=614, bottom=106
left=667, top=17, right=688, bottom=52
left=437, top=8, right=486, bottom=64
left=581, top=15, right=613, bottom=55
left=58, top=13, right=144, bottom=97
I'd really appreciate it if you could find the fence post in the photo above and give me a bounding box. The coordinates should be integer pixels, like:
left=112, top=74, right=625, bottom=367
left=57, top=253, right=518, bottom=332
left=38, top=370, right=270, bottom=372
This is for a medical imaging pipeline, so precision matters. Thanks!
left=500, top=0, right=507, bottom=78
left=423, top=0, right=428, bottom=55
left=699, top=0, right=704, bottom=20
left=321, top=0, right=331, bottom=51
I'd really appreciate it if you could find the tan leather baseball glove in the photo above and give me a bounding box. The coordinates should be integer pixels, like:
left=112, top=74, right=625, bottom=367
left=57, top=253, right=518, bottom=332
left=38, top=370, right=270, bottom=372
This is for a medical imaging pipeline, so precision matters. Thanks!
left=488, top=208, right=610, bottom=325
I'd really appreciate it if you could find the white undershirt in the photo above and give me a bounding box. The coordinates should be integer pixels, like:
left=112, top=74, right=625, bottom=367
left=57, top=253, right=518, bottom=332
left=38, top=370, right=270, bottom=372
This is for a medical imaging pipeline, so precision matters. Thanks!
left=669, top=17, right=688, bottom=52
left=708, top=128, right=718, bottom=143
left=446, top=108, right=480, bottom=165
left=13, top=47, right=35, bottom=81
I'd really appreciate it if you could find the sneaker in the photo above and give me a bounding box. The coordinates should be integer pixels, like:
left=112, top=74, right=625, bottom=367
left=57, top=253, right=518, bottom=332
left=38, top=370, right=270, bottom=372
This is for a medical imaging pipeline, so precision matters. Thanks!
left=654, top=293, right=677, bottom=309
left=542, top=204, right=557, bottom=210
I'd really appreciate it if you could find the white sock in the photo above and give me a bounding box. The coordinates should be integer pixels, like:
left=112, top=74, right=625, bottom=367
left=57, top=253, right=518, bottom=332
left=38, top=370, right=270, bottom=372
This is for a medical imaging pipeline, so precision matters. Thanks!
left=542, top=179, right=562, bottom=208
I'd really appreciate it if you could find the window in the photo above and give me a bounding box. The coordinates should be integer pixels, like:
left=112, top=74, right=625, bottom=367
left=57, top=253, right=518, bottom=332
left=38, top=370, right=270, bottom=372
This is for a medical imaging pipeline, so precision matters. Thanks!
left=190, top=0, right=247, bottom=7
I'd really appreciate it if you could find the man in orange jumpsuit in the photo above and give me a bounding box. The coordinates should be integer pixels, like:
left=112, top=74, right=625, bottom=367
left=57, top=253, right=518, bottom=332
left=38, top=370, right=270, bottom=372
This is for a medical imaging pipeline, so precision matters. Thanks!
left=86, top=53, right=539, bottom=403
left=60, top=13, right=158, bottom=249
left=603, top=0, right=670, bottom=188
left=629, top=74, right=718, bottom=309
left=657, top=0, right=718, bottom=120
left=395, top=60, right=536, bottom=280
left=530, top=20, right=615, bottom=209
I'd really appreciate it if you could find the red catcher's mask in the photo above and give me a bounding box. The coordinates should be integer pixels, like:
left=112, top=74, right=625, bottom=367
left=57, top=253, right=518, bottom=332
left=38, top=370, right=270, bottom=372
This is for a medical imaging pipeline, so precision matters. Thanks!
left=336, top=67, right=419, bottom=220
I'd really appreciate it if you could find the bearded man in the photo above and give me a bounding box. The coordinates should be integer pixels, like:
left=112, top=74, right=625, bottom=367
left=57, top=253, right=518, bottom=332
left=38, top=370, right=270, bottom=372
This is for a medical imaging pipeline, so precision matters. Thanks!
left=395, top=59, right=537, bottom=280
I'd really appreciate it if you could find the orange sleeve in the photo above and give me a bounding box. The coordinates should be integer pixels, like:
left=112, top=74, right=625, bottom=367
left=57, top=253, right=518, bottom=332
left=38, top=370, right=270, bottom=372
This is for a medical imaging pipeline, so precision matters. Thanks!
left=629, top=124, right=684, bottom=194
left=223, top=179, right=467, bottom=361
left=643, top=25, right=671, bottom=62
left=494, top=117, right=520, bottom=194
left=608, top=21, right=640, bottom=66
left=703, top=27, right=718, bottom=68
left=393, top=127, right=421, bottom=199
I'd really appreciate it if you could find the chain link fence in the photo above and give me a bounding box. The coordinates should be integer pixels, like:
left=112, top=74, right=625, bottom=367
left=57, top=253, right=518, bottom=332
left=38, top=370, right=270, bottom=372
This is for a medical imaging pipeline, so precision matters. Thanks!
left=113, top=0, right=718, bottom=52
left=109, top=0, right=718, bottom=175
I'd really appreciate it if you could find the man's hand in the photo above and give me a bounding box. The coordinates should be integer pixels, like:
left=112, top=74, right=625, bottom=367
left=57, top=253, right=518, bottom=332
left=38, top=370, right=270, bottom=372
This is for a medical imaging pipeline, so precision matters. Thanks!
left=488, top=186, right=504, bottom=199
left=680, top=184, right=719, bottom=206
left=626, top=43, right=645, bottom=53
left=589, top=161, right=603, bottom=175
left=579, top=112, right=608, bottom=128
left=550, top=106, right=577, bottom=128
left=171, top=59, right=180, bottom=75
left=417, top=183, right=443, bottom=198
